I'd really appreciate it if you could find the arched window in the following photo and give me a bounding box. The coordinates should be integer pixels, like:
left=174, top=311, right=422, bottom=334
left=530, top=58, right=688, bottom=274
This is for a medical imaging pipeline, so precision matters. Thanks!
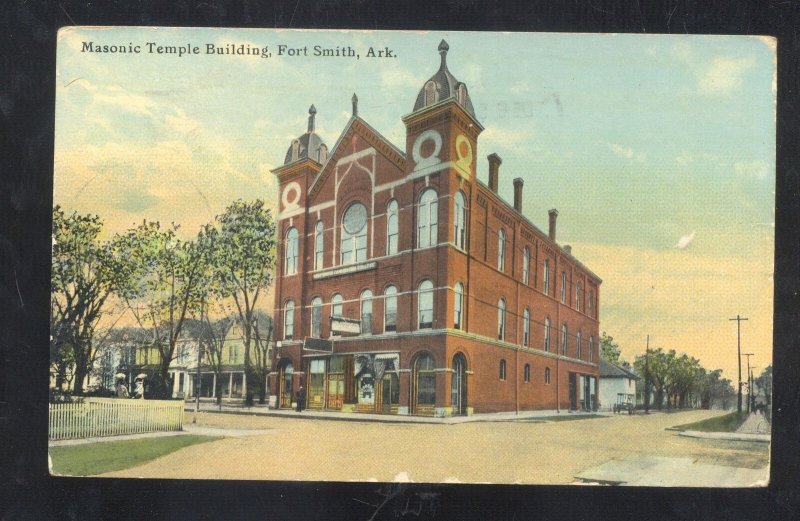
left=341, top=202, right=368, bottom=265
left=284, top=300, right=295, bottom=340
left=543, top=260, right=550, bottom=295
left=311, top=297, right=322, bottom=338
left=384, top=286, right=397, bottom=332
left=576, top=331, right=582, bottom=359
left=497, top=298, right=506, bottom=340
left=454, top=191, right=467, bottom=250
left=589, top=289, right=594, bottom=317
left=417, top=189, right=438, bottom=248
left=453, top=282, right=464, bottom=330
left=424, top=81, right=437, bottom=106
left=457, top=84, right=467, bottom=106
left=318, top=144, right=328, bottom=163
left=331, top=293, right=343, bottom=318
left=415, top=352, right=436, bottom=406
left=360, top=289, right=373, bottom=335
left=560, top=272, right=567, bottom=303
left=524, top=363, right=531, bottom=383
left=499, top=359, right=507, bottom=380
left=314, top=221, right=324, bottom=270
left=285, top=227, right=298, bottom=275
left=589, top=336, right=594, bottom=362
left=544, top=317, right=551, bottom=352
left=522, top=247, right=530, bottom=284
left=386, top=200, right=399, bottom=255
left=523, top=308, right=530, bottom=346
left=561, top=323, right=568, bottom=355
left=291, top=139, right=300, bottom=161
left=545, top=367, right=551, bottom=384
left=418, top=280, right=434, bottom=329
left=576, top=282, right=582, bottom=311
left=497, top=229, right=506, bottom=271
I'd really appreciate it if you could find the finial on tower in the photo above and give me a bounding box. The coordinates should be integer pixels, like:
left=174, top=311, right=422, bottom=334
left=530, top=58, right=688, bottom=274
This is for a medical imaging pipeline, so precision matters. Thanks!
left=438, top=39, right=449, bottom=68
left=307, top=104, right=317, bottom=133
left=352, top=93, right=358, bottom=117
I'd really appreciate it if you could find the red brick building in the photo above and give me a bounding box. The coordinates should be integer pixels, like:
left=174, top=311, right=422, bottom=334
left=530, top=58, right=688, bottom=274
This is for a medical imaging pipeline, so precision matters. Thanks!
left=269, top=40, right=601, bottom=416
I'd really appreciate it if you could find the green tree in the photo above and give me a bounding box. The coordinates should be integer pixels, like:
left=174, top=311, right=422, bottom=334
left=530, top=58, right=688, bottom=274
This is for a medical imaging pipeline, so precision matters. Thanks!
left=114, top=221, right=208, bottom=396
left=51, top=207, right=133, bottom=395
left=199, top=200, right=276, bottom=405
left=599, top=332, right=623, bottom=365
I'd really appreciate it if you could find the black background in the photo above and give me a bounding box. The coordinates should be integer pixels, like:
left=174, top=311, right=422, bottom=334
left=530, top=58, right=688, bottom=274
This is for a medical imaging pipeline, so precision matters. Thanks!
left=1, top=1, right=798, bottom=519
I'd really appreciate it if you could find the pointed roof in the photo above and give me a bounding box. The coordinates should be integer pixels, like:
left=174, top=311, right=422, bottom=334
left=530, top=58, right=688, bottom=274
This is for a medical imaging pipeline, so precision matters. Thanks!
left=412, top=40, right=476, bottom=118
left=283, top=104, right=327, bottom=165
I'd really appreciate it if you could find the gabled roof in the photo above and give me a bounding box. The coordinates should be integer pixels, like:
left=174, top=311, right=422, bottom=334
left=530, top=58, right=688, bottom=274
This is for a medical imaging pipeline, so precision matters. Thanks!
left=600, top=358, right=639, bottom=380
left=306, top=115, right=407, bottom=201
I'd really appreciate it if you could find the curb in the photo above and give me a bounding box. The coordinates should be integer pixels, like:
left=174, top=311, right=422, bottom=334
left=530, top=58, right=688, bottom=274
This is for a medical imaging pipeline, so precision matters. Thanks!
left=677, top=430, right=770, bottom=443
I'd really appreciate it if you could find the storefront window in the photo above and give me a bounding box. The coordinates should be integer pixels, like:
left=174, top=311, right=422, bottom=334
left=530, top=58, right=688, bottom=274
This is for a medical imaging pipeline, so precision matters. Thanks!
left=308, top=359, right=326, bottom=408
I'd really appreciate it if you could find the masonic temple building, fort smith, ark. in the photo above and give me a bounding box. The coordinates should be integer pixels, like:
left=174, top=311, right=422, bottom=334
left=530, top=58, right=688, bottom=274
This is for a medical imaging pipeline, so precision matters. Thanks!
left=268, top=40, right=602, bottom=417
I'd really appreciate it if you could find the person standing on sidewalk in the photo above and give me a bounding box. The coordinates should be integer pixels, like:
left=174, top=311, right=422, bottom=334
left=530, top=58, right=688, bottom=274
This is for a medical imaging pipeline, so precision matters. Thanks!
left=296, top=386, right=305, bottom=412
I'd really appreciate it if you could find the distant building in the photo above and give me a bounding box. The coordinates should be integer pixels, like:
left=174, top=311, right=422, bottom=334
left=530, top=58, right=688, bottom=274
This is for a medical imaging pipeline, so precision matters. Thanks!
left=269, top=41, right=601, bottom=416
left=598, top=359, right=638, bottom=411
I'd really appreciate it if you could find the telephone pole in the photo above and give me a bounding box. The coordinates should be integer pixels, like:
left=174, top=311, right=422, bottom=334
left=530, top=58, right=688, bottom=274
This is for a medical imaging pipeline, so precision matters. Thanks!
left=729, top=315, right=749, bottom=413
left=742, top=353, right=754, bottom=413
left=644, top=335, right=650, bottom=414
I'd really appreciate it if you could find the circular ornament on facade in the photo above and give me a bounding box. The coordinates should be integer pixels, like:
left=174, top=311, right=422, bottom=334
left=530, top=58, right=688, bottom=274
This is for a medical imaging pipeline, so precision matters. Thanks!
left=343, top=202, right=368, bottom=234
left=281, top=181, right=301, bottom=210
left=455, top=134, right=473, bottom=176
left=412, top=129, right=443, bottom=171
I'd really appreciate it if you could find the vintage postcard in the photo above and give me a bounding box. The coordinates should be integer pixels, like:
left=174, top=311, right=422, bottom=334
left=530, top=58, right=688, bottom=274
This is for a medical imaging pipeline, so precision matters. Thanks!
left=50, top=27, right=775, bottom=486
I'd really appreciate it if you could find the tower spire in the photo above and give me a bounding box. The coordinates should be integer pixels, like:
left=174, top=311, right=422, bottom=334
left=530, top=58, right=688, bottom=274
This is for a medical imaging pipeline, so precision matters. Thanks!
left=307, top=104, right=317, bottom=133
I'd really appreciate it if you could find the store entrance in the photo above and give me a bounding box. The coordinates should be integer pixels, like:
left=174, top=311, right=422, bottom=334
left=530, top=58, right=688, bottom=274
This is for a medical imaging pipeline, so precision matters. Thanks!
left=450, top=353, right=467, bottom=415
left=278, top=361, right=294, bottom=409
left=569, top=372, right=578, bottom=410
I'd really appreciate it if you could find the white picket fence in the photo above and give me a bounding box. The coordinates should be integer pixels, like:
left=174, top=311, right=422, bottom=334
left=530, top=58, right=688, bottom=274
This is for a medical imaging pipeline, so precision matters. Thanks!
left=49, top=398, right=184, bottom=440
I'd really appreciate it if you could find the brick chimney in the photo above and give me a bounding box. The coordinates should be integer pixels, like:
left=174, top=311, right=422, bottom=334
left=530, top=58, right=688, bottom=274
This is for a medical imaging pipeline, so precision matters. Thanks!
left=513, top=178, right=524, bottom=212
left=487, top=153, right=502, bottom=193
left=548, top=209, right=559, bottom=242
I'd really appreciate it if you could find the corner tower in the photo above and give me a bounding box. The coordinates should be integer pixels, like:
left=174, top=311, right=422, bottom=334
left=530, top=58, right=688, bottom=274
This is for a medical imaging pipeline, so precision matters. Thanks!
left=402, top=40, right=483, bottom=183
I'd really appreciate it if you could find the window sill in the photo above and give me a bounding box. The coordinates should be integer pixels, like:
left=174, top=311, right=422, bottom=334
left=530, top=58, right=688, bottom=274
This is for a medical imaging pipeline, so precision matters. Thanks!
left=313, top=261, right=377, bottom=280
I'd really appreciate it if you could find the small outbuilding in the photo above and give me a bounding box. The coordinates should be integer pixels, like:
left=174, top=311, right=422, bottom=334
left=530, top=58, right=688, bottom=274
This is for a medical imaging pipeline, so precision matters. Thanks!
left=599, top=359, right=639, bottom=412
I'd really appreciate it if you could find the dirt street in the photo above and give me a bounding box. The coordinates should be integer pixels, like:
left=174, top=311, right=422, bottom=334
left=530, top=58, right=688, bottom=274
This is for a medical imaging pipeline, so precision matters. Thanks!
left=101, top=410, right=769, bottom=484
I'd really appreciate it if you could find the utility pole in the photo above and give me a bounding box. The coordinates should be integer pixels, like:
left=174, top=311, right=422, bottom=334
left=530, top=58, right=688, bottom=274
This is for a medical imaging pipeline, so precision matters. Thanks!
left=644, top=335, right=650, bottom=414
left=729, top=315, right=749, bottom=413
left=750, top=366, right=758, bottom=413
left=742, top=353, right=754, bottom=413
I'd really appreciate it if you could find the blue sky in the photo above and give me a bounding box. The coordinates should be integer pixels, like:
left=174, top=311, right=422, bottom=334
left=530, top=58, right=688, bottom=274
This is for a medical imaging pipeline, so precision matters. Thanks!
left=55, top=28, right=775, bottom=379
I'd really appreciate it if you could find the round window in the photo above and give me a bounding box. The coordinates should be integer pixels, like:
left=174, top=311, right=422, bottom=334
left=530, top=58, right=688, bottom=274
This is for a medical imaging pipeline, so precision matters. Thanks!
left=343, top=203, right=367, bottom=235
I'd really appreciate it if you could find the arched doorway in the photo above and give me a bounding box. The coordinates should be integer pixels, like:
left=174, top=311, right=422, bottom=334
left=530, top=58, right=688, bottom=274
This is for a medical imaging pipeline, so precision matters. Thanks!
left=412, top=352, right=436, bottom=415
left=451, top=353, right=467, bottom=415
left=278, top=361, right=294, bottom=409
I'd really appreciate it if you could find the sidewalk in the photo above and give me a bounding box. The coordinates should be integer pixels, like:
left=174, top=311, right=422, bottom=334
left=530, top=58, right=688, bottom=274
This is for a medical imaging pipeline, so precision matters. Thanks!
left=183, top=400, right=611, bottom=424
left=574, top=456, right=769, bottom=487
left=48, top=423, right=273, bottom=447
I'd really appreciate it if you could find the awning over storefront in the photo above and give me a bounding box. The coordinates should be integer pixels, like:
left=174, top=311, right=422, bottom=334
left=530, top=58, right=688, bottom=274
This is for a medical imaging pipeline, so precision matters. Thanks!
left=352, top=352, right=400, bottom=380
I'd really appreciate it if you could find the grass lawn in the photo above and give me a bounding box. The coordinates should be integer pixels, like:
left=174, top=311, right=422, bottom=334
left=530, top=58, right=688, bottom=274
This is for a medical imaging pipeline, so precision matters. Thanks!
left=50, top=435, right=222, bottom=476
left=671, top=411, right=748, bottom=433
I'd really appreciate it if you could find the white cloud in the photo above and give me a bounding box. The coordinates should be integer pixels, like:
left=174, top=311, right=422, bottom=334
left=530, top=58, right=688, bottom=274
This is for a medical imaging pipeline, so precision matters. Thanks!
left=698, top=57, right=754, bottom=95
left=676, top=231, right=695, bottom=249
left=734, top=160, right=770, bottom=180
left=164, top=108, right=201, bottom=134
left=606, top=142, right=646, bottom=163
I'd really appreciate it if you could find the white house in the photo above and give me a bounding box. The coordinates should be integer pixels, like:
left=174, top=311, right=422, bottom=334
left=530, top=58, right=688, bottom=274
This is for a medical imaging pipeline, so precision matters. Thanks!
left=599, top=359, right=639, bottom=411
